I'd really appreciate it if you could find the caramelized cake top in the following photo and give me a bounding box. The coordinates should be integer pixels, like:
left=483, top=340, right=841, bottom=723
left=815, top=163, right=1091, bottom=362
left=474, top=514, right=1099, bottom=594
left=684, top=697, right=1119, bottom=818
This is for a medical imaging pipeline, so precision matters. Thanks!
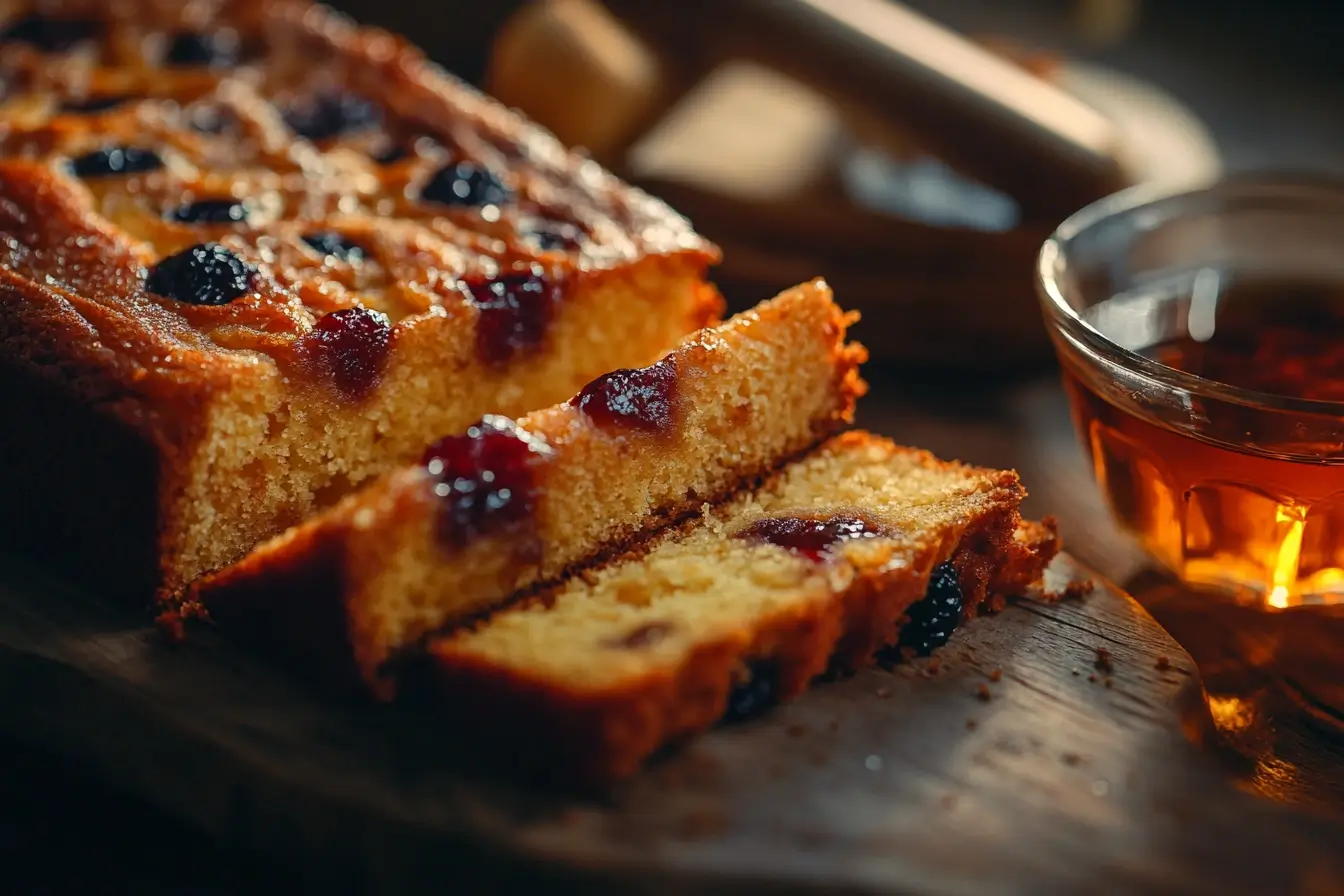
left=0, top=0, right=717, bottom=411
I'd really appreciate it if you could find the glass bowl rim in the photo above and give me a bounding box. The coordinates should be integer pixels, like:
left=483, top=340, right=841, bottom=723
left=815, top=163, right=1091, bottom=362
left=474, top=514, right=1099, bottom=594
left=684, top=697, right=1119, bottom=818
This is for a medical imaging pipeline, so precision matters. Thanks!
left=1036, top=171, right=1344, bottom=417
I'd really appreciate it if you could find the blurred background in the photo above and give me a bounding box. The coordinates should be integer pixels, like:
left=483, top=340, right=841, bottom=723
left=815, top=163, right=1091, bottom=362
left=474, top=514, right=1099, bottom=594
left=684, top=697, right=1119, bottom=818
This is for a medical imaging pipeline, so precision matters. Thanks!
left=8, top=1, right=1344, bottom=891
left=335, top=0, right=1344, bottom=369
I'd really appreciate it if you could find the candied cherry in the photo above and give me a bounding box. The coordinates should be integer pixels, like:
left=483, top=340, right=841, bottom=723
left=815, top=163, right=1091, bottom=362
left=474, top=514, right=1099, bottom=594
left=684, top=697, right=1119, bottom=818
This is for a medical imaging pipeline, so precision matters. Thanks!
left=282, top=90, right=381, bottom=141
left=462, top=265, right=561, bottom=366
left=60, top=95, right=131, bottom=114
left=421, top=161, right=511, bottom=208
left=69, top=146, right=163, bottom=178
left=421, top=416, right=553, bottom=547
left=168, top=199, right=250, bottom=225
left=145, top=243, right=256, bottom=306
left=875, top=562, right=965, bottom=663
left=305, top=307, right=391, bottom=398
left=1, top=15, right=99, bottom=51
left=722, top=660, right=780, bottom=724
left=164, top=30, right=237, bottom=67
left=571, top=357, right=678, bottom=433
left=302, top=232, right=365, bottom=264
left=736, top=514, right=887, bottom=562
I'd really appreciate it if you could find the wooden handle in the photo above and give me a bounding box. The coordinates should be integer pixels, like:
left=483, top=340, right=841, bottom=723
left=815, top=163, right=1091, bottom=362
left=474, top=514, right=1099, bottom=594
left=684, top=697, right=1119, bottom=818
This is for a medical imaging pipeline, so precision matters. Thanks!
left=602, top=0, right=1136, bottom=218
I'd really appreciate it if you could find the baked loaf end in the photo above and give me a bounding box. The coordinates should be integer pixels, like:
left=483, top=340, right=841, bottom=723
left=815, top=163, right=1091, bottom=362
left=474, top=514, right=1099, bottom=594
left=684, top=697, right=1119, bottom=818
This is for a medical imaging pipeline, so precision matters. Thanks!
left=0, top=0, right=720, bottom=597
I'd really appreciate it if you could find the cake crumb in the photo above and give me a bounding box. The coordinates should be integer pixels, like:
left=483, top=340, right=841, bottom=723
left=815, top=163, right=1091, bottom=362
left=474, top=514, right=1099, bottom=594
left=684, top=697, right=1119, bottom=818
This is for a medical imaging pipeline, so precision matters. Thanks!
left=1047, top=579, right=1095, bottom=602
left=786, top=723, right=807, bottom=738
left=154, top=609, right=186, bottom=644
left=1062, top=752, right=1081, bottom=766
left=1071, top=668, right=1080, bottom=676
left=965, top=719, right=978, bottom=730
left=988, top=668, right=1002, bottom=682
left=1094, top=646, right=1114, bottom=673
left=975, top=683, right=992, bottom=702
left=1155, top=655, right=1171, bottom=671
left=1087, top=673, right=1098, bottom=683
left=1104, top=677, right=1114, bottom=689
left=988, top=594, right=1007, bottom=612
left=875, top=686, right=891, bottom=699
left=927, top=657, right=941, bottom=674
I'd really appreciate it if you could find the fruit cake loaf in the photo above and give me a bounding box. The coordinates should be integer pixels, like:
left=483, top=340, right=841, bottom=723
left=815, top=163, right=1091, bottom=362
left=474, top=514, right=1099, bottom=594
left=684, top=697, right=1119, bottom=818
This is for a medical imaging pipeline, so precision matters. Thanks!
left=194, top=281, right=866, bottom=695
left=429, top=431, right=1060, bottom=783
left=0, top=0, right=719, bottom=599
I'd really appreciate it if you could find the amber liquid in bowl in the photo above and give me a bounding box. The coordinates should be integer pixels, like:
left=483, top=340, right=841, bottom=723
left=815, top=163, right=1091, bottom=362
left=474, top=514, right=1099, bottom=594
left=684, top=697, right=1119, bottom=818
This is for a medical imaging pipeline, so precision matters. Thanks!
left=1063, top=280, right=1344, bottom=607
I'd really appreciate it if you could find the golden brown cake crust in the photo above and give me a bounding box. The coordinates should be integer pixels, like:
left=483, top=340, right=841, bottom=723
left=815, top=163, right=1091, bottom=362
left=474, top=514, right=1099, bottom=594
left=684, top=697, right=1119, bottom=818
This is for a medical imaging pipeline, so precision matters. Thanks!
left=426, top=432, right=1060, bottom=784
left=0, top=0, right=720, bottom=596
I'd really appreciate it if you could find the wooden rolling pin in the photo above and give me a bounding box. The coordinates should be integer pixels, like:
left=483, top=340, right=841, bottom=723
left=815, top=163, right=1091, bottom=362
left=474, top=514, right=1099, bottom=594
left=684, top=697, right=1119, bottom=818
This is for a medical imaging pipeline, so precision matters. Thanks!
left=490, top=0, right=1139, bottom=219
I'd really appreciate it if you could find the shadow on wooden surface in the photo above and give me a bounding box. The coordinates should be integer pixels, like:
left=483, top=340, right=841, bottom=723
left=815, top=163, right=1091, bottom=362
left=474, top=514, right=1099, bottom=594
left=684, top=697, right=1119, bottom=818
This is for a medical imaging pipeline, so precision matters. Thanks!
left=2, top=548, right=1343, bottom=894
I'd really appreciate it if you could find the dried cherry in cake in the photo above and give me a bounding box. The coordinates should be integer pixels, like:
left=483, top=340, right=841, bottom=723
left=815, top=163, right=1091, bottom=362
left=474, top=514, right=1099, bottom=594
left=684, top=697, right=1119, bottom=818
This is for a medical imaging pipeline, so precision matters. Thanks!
left=145, top=243, right=256, bottom=306
left=722, top=660, right=780, bottom=724
left=69, top=146, right=163, bottom=177
left=421, top=161, right=512, bottom=208
left=164, top=31, right=238, bottom=67
left=525, top=219, right=583, bottom=252
left=169, top=199, right=250, bottom=225
left=302, top=232, right=366, bottom=264
left=572, top=357, right=679, bottom=434
left=60, top=95, right=132, bottom=114
left=876, top=562, right=965, bottom=662
left=304, top=307, right=391, bottom=398
left=463, top=265, right=562, bottom=366
left=1, top=15, right=99, bottom=51
left=282, top=90, right=382, bottom=141
left=421, top=416, right=553, bottom=548
left=737, top=514, right=887, bottom=562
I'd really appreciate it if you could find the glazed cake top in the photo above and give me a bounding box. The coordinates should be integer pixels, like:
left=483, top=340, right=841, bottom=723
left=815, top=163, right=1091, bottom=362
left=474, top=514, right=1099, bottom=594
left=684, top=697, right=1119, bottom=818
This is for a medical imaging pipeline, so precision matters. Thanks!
left=0, top=0, right=716, bottom=411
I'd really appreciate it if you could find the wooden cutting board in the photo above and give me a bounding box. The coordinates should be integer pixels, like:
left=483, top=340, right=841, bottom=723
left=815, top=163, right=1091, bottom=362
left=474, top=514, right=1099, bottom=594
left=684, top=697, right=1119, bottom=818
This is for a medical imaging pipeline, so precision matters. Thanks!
left=2, top=549, right=1341, bottom=894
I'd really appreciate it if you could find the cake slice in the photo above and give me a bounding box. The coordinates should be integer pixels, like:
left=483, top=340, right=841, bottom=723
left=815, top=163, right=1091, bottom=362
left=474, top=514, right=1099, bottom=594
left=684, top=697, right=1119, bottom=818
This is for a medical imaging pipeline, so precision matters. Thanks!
left=0, top=0, right=719, bottom=600
left=427, top=432, right=1059, bottom=783
left=194, top=281, right=866, bottom=695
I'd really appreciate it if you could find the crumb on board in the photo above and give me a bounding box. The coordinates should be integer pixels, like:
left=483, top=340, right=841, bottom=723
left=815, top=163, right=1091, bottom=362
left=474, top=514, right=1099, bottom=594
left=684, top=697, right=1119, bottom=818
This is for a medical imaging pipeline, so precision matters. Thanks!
left=786, top=723, right=807, bottom=738
left=1104, top=677, right=1114, bottom=689
left=1088, top=673, right=1098, bottom=683
left=1094, top=646, right=1114, bottom=673
left=976, top=683, right=992, bottom=702
left=988, top=668, right=1002, bottom=682
left=965, top=719, right=978, bottom=730
left=1156, top=655, right=1171, bottom=670
left=1045, top=579, right=1095, bottom=602
left=988, top=594, right=1007, bottom=613
left=1062, top=752, right=1081, bottom=766
left=154, top=609, right=185, bottom=644
left=875, top=686, right=891, bottom=699
left=927, top=657, right=941, bottom=674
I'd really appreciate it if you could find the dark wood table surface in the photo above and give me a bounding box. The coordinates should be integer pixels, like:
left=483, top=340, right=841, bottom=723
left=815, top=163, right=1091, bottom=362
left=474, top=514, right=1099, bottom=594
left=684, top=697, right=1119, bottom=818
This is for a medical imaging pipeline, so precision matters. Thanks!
left=4, top=2, right=1343, bottom=892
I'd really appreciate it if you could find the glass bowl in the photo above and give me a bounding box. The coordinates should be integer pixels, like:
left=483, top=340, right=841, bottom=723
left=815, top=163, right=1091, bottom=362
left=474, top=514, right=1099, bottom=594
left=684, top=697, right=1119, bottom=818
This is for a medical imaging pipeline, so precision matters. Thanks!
left=1036, top=174, right=1344, bottom=607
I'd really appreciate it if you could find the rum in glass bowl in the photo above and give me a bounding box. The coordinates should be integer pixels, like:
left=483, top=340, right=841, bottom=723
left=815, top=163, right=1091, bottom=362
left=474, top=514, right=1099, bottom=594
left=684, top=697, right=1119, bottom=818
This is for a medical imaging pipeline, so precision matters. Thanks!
left=1038, top=176, right=1344, bottom=607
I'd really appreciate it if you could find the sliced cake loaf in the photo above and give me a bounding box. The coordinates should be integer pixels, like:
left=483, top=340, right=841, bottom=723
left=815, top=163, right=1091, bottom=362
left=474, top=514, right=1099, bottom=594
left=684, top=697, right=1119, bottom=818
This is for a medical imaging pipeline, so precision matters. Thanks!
left=428, top=432, right=1059, bottom=783
left=193, top=280, right=867, bottom=694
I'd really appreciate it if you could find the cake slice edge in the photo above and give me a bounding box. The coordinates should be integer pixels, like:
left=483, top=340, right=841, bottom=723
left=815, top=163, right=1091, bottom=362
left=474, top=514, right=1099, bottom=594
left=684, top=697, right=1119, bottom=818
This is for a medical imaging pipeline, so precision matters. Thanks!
left=425, top=431, right=1060, bottom=783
